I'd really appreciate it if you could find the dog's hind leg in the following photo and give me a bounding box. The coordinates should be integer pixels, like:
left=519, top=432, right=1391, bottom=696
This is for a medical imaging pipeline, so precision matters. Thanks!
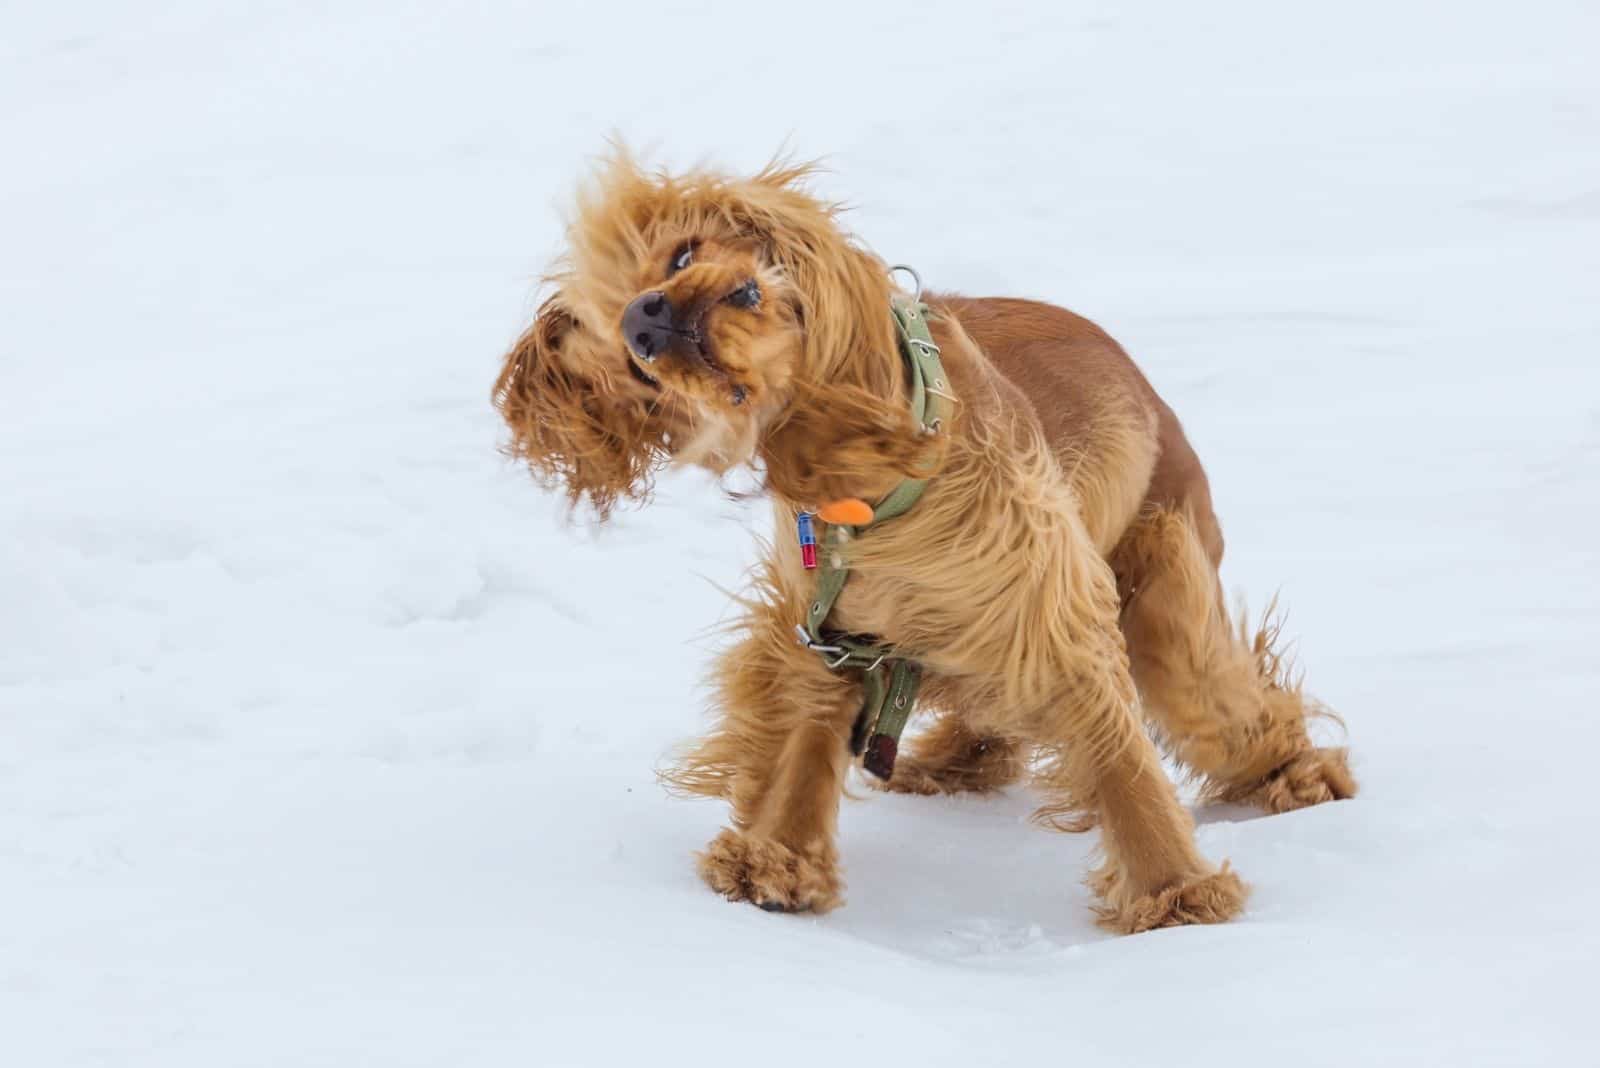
left=664, top=605, right=861, bottom=913
left=870, top=711, right=1024, bottom=796
left=1112, top=507, right=1356, bottom=813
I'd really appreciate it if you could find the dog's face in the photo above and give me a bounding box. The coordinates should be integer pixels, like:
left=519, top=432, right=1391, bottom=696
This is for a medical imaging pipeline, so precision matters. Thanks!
left=617, top=235, right=799, bottom=416
left=495, top=154, right=935, bottom=517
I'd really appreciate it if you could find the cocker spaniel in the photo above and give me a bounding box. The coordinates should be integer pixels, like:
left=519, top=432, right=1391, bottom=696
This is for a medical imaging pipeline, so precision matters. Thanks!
left=494, top=153, right=1355, bottom=932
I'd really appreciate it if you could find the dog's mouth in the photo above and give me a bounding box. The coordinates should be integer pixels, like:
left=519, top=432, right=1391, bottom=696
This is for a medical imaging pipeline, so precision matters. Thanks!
left=626, top=356, right=660, bottom=390
left=680, top=322, right=728, bottom=374
left=686, top=328, right=751, bottom=408
left=628, top=314, right=748, bottom=407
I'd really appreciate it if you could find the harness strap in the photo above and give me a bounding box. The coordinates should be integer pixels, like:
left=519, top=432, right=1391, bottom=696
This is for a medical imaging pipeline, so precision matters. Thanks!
left=798, top=294, right=953, bottom=781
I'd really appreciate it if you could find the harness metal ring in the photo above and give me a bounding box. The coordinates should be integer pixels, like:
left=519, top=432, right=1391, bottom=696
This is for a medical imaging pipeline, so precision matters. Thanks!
left=888, top=263, right=923, bottom=302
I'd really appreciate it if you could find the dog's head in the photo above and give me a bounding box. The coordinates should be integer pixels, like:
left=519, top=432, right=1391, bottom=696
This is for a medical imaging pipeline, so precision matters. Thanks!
left=495, top=152, right=939, bottom=517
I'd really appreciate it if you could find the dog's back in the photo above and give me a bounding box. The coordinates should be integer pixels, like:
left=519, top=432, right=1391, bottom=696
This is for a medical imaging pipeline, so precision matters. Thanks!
left=936, top=295, right=1222, bottom=563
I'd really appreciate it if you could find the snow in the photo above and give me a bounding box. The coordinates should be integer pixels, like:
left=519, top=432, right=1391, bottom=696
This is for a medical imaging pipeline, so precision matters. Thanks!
left=3, top=1, right=1597, bottom=1064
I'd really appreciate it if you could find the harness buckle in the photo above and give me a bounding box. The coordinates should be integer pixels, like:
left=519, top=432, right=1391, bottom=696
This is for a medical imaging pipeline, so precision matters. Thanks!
left=794, top=624, right=847, bottom=659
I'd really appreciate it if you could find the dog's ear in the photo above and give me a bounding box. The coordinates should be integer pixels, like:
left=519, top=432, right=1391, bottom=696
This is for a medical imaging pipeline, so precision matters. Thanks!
left=725, top=163, right=904, bottom=388
left=493, top=295, right=662, bottom=518
left=759, top=379, right=944, bottom=506
left=720, top=165, right=942, bottom=503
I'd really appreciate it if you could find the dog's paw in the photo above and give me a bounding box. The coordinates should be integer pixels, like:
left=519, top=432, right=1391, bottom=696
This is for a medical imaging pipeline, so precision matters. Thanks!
left=1219, top=747, right=1357, bottom=813
left=1092, top=864, right=1249, bottom=934
left=697, top=829, right=843, bottom=914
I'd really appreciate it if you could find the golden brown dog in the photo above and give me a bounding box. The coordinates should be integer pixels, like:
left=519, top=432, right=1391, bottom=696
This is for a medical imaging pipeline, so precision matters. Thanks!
left=495, top=153, right=1356, bottom=933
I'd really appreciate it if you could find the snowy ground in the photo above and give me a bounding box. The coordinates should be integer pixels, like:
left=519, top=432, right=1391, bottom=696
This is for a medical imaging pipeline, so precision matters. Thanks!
left=4, top=2, right=1598, bottom=1064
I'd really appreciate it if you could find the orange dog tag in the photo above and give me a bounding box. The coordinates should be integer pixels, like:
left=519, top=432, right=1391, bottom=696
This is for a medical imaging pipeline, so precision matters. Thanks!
left=817, top=498, right=874, bottom=526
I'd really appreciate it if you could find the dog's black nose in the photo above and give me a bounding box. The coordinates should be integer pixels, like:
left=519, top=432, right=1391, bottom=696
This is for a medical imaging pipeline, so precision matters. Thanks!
left=622, top=291, right=675, bottom=362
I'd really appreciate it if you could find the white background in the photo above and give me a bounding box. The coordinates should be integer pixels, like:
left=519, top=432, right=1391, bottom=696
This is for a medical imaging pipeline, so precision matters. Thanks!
left=3, top=2, right=1597, bottom=1064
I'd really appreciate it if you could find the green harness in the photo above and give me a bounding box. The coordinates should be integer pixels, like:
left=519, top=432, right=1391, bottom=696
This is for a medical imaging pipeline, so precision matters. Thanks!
left=797, top=294, right=955, bottom=780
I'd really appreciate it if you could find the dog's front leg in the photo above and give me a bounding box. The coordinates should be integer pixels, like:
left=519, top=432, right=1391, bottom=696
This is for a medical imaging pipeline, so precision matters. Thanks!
left=1072, top=705, right=1250, bottom=933
left=943, top=507, right=1249, bottom=933
left=698, top=718, right=850, bottom=913
left=671, top=612, right=861, bottom=913
left=1022, top=569, right=1250, bottom=933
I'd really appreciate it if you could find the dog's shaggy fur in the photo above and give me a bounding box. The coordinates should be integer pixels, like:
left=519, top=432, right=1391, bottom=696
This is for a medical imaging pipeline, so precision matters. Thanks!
left=495, top=153, right=1356, bottom=932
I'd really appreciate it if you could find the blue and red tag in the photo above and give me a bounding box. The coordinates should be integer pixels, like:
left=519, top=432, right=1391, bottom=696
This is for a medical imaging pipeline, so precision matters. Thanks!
left=797, top=512, right=817, bottom=570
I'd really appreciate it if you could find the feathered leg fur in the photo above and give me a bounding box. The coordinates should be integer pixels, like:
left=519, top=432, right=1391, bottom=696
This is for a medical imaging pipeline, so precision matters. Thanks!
left=1112, top=508, right=1356, bottom=811
left=664, top=567, right=862, bottom=913
left=1009, top=543, right=1248, bottom=934
left=880, top=478, right=1250, bottom=933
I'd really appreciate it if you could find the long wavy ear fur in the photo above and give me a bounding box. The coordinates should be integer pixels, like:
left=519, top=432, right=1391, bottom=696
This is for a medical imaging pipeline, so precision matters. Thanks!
left=759, top=378, right=943, bottom=505
left=492, top=295, right=662, bottom=518
left=716, top=162, right=944, bottom=503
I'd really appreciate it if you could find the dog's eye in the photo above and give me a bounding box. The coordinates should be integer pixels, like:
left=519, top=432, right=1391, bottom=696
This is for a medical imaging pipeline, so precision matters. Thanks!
left=667, top=243, right=694, bottom=276
left=725, top=280, right=761, bottom=308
